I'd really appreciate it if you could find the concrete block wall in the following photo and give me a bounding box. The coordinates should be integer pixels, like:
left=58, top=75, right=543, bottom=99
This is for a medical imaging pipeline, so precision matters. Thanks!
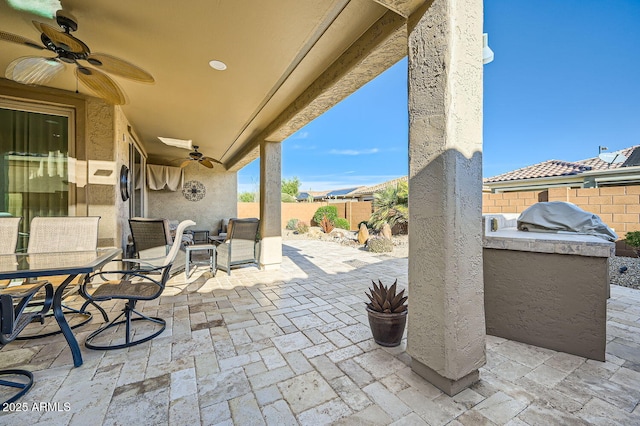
left=237, top=201, right=372, bottom=231
left=482, top=190, right=548, bottom=214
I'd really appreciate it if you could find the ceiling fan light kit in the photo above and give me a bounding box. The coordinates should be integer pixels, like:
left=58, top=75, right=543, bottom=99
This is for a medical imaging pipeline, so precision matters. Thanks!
left=0, top=8, right=154, bottom=105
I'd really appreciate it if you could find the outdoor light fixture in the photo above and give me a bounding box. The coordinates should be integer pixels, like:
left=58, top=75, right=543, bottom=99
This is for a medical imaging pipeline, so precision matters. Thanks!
left=482, top=33, right=494, bottom=65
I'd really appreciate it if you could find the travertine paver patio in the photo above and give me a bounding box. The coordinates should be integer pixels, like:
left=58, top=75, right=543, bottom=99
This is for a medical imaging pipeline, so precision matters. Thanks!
left=2, top=240, right=640, bottom=425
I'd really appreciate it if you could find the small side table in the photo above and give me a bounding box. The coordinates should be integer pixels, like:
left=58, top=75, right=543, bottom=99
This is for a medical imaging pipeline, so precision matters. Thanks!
left=185, top=243, right=217, bottom=277
left=190, top=229, right=210, bottom=244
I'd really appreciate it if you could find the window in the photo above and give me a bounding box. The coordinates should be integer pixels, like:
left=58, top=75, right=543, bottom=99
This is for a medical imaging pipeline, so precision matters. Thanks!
left=0, top=98, right=74, bottom=250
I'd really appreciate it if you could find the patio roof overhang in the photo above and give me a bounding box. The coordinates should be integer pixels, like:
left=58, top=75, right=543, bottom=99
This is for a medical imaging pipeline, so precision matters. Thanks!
left=0, top=0, right=425, bottom=170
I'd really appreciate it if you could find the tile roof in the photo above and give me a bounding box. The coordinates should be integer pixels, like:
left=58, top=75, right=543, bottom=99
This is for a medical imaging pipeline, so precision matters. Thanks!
left=483, top=160, right=592, bottom=183
left=484, top=145, right=640, bottom=184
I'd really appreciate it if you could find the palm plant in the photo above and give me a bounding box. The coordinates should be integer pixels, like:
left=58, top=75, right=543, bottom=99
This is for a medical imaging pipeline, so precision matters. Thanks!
left=368, top=181, right=408, bottom=231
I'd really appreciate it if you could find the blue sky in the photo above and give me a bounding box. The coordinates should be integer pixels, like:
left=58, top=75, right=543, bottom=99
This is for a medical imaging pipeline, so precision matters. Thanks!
left=238, top=0, right=640, bottom=193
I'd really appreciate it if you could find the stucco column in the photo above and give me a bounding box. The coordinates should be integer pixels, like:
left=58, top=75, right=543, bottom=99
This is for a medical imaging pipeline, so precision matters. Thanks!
left=406, top=0, right=486, bottom=396
left=259, top=140, right=282, bottom=270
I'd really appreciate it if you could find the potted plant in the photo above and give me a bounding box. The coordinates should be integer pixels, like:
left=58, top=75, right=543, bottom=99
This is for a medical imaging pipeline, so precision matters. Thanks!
left=365, top=279, right=408, bottom=347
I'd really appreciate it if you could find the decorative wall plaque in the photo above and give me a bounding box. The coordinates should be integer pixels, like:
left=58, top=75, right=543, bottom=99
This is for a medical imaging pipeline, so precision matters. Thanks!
left=120, top=165, right=130, bottom=201
left=182, top=180, right=206, bottom=201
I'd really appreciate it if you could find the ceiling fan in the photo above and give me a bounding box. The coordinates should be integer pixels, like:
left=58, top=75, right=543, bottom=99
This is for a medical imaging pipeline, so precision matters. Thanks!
left=0, top=9, right=154, bottom=105
left=180, top=146, right=222, bottom=169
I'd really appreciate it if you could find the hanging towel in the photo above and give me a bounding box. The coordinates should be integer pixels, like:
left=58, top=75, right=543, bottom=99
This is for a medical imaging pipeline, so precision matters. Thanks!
left=147, top=164, right=183, bottom=191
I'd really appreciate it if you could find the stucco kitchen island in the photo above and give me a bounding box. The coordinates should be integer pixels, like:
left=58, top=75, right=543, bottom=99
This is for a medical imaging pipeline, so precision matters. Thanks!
left=483, top=215, right=615, bottom=361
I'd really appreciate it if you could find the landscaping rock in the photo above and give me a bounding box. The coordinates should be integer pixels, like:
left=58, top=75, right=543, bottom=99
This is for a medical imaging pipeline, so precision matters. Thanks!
left=381, top=223, right=392, bottom=240
left=358, top=224, right=370, bottom=244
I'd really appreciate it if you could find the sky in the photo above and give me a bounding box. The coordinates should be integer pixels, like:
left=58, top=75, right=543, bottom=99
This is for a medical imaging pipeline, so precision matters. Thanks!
left=238, top=0, right=640, bottom=193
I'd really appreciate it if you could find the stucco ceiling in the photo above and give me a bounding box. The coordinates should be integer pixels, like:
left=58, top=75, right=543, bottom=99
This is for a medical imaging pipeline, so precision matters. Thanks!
left=0, top=0, right=408, bottom=170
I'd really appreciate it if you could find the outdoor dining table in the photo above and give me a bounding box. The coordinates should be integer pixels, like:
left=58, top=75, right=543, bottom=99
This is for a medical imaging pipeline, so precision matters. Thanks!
left=0, top=248, right=121, bottom=368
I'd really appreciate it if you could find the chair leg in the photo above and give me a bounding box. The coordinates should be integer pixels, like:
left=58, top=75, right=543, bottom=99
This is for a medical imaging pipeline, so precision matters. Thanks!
left=85, top=300, right=166, bottom=351
left=17, top=305, right=93, bottom=340
left=0, top=369, right=34, bottom=405
left=80, top=299, right=110, bottom=322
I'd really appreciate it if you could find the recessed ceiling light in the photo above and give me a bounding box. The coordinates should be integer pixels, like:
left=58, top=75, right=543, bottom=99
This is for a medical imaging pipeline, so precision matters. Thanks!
left=209, top=60, right=227, bottom=71
left=158, top=137, right=193, bottom=150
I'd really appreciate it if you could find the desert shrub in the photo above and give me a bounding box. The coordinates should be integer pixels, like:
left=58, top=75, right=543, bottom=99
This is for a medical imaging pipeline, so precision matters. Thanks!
left=313, top=205, right=338, bottom=225
left=367, top=237, right=393, bottom=253
left=334, top=218, right=350, bottom=230
left=238, top=191, right=255, bottom=202
left=286, top=218, right=299, bottom=230
left=625, top=231, right=640, bottom=255
left=281, top=193, right=297, bottom=202
left=296, top=221, right=309, bottom=234
left=368, top=180, right=408, bottom=231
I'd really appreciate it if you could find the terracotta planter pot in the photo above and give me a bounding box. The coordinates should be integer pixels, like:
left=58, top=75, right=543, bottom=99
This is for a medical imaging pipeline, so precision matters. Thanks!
left=366, top=307, right=408, bottom=347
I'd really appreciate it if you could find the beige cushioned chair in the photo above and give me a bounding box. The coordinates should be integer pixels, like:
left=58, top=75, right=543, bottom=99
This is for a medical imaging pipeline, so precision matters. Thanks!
left=0, top=217, right=21, bottom=255
left=0, top=216, right=54, bottom=404
left=216, top=218, right=260, bottom=276
left=17, top=216, right=100, bottom=338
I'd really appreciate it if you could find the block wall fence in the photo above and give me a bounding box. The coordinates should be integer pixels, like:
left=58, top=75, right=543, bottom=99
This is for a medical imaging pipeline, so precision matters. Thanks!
left=237, top=201, right=372, bottom=231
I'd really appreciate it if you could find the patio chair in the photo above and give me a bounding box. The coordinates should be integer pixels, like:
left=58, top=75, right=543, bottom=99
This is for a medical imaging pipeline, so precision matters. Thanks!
left=216, top=218, right=260, bottom=276
left=0, top=217, right=21, bottom=255
left=0, top=282, right=53, bottom=404
left=128, top=217, right=173, bottom=258
left=16, top=216, right=100, bottom=338
left=128, top=217, right=188, bottom=275
left=80, top=220, right=195, bottom=350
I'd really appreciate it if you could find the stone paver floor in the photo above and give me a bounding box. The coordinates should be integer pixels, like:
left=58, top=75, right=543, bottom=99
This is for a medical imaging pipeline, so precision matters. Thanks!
left=2, top=240, right=640, bottom=425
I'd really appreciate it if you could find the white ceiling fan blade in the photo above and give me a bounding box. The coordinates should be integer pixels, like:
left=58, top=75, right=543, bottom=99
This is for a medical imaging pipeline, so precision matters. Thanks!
left=6, top=56, right=64, bottom=85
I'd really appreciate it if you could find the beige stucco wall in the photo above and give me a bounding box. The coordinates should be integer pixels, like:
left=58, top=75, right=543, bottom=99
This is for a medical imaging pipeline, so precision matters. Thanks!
left=484, top=248, right=608, bottom=361
left=85, top=98, right=116, bottom=247
left=147, top=161, right=237, bottom=235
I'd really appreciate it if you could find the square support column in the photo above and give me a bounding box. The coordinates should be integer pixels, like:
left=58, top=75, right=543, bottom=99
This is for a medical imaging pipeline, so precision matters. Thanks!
left=406, top=0, right=486, bottom=396
left=259, top=141, right=282, bottom=270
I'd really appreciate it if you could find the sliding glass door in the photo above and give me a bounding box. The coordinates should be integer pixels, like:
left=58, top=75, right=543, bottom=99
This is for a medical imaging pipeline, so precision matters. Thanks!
left=0, top=99, right=74, bottom=250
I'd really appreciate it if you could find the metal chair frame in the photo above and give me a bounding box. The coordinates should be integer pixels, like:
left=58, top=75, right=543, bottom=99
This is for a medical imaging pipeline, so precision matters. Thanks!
left=80, top=220, right=194, bottom=350
left=0, top=283, right=53, bottom=404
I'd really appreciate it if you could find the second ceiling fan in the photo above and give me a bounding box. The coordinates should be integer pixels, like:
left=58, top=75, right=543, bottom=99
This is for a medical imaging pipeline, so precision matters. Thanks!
left=181, top=146, right=222, bottom=169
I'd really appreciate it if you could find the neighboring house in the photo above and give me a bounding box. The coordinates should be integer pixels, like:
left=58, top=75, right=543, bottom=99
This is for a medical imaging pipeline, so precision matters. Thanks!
left=297, top=187, right=363, bottom=202
left=299, top=176, right=408, bottom=202
left=484, top=145, right=640, bottom=192
left=349, top=176, right=408, bottom=201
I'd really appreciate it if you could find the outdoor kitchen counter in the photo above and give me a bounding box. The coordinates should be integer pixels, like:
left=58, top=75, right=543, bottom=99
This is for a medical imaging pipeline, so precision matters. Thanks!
left=483, top=227, right=615, bottom=258
left=482, top=224, right=615, bottom=361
